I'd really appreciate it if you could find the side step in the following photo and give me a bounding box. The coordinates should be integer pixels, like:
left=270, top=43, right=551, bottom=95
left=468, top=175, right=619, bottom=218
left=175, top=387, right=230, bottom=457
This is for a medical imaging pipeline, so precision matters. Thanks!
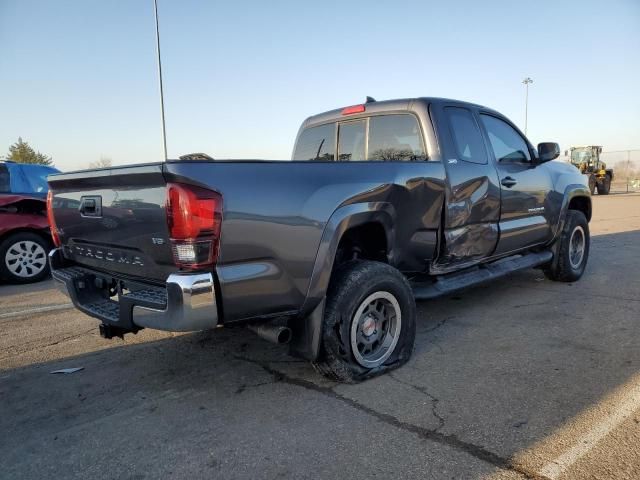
left=412, top=250, right=553, bottom=300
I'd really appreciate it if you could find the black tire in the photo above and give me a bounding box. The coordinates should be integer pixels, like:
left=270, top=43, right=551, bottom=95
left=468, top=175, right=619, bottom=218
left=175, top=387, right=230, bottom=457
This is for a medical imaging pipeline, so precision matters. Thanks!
left=313, top=260, right=416, bottom=383
left=543, top=210, right=589, bottom=282
left=0, top=232, right=51, bottom=284
left=597, top=176, right=611, bottom=195
left=588, top=175, right=596, bottom=195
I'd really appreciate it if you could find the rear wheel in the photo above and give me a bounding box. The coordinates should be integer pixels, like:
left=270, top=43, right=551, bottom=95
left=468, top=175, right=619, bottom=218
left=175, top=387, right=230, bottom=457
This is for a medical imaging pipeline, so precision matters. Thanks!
left=313, top=260, right=416, bottom=383
left=588, top=175, right=596, bottom=195
left=597, top=176, right=611, bottom=195
left=0, top=232, right=51, bottom=284
left=544, top=210, right=589, bottom=282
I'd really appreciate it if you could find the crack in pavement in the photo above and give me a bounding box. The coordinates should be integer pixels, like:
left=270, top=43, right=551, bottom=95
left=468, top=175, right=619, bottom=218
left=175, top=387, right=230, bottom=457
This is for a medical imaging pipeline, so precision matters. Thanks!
left=417, top=315, right=454, bottom=355
left=0, top=327, right=97, bottom=362
left=234, top=354, right=549, bottom=480
left=234, top=378, right=280, bottom=395
left=43, top=327, right=97, bottom=348
left=421, top=315, right=453, bottom=334
left=388, top=372, right=445, bottom=431
left=511, top=302, right=549, bottom=309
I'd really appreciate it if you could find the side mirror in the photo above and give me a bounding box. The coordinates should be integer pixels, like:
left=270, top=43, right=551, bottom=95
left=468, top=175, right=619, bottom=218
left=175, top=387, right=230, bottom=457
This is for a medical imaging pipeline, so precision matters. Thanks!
left=537, top=142, right=560, bottom=163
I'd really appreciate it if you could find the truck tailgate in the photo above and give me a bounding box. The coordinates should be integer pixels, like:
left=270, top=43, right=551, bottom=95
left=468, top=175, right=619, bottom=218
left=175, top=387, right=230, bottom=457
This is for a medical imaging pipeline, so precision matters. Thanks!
left=48, top=164, right=174, bottom=283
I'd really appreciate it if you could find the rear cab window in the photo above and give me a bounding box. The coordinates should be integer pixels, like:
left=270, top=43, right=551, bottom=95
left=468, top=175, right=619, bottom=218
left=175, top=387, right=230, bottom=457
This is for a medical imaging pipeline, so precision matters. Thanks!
left=367, top=114, right=426, bottom=161
left=294, top=112, right=428, bottom=162
left=292, top=123, right=335, bottom=161
left=338, top=120, right=366, bottom=161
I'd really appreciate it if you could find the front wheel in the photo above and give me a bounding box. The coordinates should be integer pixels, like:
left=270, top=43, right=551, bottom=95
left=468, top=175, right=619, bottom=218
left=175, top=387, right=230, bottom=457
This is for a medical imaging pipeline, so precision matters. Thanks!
left=544, top=210, right=590, bottom=282
left=313, top=260, right=416, bottom=383
left=0, top=232, right=51, bottom=284
left=597, top=176, right=611, bottom=195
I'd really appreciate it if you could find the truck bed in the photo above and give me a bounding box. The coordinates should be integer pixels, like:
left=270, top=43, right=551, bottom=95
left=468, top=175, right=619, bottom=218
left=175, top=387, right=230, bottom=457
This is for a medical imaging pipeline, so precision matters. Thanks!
left=48, top=159, right=446, bottom=323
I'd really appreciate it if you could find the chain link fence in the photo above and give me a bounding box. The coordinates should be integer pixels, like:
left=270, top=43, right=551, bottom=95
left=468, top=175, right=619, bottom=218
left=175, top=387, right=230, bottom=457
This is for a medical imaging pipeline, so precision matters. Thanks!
left=600, top=149, right=640, bottom=193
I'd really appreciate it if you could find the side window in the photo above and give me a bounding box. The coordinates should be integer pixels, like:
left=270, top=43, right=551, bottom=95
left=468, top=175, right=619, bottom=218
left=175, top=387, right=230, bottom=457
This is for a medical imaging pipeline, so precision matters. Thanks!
left=445, top=107, right=487, bottom=164
left=480, top=114, right=531, bottom=162
left=367, top=114, right=426, bottom=161
left=292, top=123, right=335, bottom=161
left=0, top=164, right=9, bottom=193
left=338, top=120, right=366, bottom=161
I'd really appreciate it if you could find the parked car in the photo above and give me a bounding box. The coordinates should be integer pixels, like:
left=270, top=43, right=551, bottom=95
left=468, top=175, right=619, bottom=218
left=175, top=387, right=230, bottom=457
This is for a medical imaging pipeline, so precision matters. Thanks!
left=47, top=97, right=591, bottom=381
left=0, top=161, right=59, bottom=283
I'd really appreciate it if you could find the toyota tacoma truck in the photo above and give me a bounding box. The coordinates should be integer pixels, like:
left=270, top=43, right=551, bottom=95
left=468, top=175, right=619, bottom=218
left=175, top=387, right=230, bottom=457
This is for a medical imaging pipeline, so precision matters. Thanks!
left=47, top=97, right=591, bottom=382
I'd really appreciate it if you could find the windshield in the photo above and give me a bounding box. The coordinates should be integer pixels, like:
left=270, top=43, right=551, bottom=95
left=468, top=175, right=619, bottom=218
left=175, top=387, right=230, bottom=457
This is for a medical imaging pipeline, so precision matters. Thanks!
left=570, top=149, right=592, bottom=165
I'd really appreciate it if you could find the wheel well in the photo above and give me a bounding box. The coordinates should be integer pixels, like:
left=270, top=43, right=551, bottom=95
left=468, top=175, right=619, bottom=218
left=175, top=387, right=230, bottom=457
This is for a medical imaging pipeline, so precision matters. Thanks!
left=335, top=222, right=388, bottom=267
left=0, top=228, right=52, bottom=248
left=568, top=196, right=592, bottom=222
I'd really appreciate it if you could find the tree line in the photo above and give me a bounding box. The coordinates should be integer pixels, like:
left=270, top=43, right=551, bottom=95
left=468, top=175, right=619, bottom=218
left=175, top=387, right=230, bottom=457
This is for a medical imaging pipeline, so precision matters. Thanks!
left=2, top=137, right=112, bottom=169
left=2, top=137, right=52, bottom=165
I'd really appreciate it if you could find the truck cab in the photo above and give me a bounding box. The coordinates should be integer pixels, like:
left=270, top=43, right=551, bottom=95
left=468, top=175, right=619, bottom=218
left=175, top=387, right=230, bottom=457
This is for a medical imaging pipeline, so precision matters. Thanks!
left=293, top=98, right=580, bottom=271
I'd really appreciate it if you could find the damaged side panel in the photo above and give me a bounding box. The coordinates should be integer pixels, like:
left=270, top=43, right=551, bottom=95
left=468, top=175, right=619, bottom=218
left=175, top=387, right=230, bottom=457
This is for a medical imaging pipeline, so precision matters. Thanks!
left=441, top=175, right=501, bottom=267
left=0, top=195, right=47, bottom=215
left=442, top=222, right=499, bottom=266
left=0, top=194, right=50, bottom=239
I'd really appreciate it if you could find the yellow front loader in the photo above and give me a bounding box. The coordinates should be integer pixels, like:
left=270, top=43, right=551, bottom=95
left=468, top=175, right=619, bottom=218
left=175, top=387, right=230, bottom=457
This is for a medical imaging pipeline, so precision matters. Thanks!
left=568, top=146, right=614, bottom=195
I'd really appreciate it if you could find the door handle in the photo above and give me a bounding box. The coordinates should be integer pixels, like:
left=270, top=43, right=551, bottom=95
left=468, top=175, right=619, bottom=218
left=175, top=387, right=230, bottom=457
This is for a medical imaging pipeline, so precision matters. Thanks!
left=79, top=195, right=102, bottom=217
left=501, top=176, right=517, bottom=188
left=81, top=199, right=96, bottom=214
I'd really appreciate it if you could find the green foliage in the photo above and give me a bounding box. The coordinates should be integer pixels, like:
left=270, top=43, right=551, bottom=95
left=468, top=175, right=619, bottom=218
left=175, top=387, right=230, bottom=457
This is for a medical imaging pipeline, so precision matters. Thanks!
left=4, top=137, right=52, bottom=165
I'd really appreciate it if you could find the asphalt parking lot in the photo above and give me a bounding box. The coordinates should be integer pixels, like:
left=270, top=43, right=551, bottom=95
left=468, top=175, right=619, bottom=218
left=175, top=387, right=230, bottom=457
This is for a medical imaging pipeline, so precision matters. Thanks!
left=1, top=193, right=639, bottom=480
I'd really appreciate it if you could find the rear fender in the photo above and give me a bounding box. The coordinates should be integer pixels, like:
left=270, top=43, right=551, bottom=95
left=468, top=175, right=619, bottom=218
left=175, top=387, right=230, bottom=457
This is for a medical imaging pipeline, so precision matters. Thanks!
left=288, top=202, right=395, bottom=360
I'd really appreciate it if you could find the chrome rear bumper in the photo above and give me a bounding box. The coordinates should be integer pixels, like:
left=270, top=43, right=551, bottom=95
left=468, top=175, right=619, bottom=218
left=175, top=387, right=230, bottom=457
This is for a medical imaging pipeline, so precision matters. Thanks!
left=49, top=248, right=219, bottom=332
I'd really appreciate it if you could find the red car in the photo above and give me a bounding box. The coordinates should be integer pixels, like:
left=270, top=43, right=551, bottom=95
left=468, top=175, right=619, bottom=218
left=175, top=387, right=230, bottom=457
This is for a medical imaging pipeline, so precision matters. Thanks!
left=0, top=161, right=59, bottom=283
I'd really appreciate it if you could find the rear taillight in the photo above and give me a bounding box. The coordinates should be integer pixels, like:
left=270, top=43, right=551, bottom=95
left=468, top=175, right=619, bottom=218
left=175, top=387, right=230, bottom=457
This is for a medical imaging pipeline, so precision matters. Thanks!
left=166, top=183, right=223, bottom=270
left=46, top=190, right=61, bottom=247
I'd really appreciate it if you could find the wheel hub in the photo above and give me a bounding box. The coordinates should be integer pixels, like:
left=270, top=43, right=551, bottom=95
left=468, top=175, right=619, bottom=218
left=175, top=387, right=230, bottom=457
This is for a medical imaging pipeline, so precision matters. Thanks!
left=4, top=240, right=47, bottom=278
left=361, top=315, right=377, bottom=338
left=350, top=291, right=402, bottom=368
left=568, top=226, right=585, bottom=269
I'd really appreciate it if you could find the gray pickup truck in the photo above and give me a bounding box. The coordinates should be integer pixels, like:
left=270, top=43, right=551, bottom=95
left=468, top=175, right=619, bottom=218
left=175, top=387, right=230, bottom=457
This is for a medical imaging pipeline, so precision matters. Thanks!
left=47, top=97, right=591, bottom=381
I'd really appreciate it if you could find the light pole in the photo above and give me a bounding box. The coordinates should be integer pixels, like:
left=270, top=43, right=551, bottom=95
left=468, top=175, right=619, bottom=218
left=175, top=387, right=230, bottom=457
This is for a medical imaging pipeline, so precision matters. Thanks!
left=153, top=0, right=168, bottom=161
left=522, top=77, right=533, bottom=136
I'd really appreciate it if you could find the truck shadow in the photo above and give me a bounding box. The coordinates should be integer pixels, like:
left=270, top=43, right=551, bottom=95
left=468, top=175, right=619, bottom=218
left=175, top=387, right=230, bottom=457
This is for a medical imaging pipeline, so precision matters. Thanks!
left=2, top=229, right=639, bottom=479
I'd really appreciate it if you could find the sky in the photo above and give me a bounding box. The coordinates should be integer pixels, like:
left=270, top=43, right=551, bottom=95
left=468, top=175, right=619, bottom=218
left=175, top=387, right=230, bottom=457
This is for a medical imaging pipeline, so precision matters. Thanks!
left=0, top=0, right=639, bottom=171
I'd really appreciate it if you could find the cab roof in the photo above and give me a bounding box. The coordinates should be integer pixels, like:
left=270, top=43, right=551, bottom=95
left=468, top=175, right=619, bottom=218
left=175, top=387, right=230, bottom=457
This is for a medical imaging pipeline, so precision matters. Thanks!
left=301, top=97, right=491, bottom=129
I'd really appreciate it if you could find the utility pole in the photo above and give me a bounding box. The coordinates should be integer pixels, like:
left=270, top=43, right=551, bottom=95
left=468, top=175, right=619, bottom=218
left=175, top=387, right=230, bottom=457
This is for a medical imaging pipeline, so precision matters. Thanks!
left=522, top=77, right=533, bottom=136
left=153, top=0, right=168, bottom=161
left=627, top=150, right=631, bottom=193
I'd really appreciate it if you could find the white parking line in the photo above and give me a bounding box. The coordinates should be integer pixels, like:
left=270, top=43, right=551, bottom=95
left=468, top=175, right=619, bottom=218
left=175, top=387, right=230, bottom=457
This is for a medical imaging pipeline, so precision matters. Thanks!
left=0, top=303, right=73, bottom=319
left=539, top=381, right=640, bottom=479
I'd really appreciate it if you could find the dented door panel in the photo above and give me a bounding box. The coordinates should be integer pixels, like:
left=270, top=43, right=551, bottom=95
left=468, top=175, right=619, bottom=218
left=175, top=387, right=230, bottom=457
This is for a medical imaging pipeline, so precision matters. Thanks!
left=430, top=103, right=501, bottom=269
